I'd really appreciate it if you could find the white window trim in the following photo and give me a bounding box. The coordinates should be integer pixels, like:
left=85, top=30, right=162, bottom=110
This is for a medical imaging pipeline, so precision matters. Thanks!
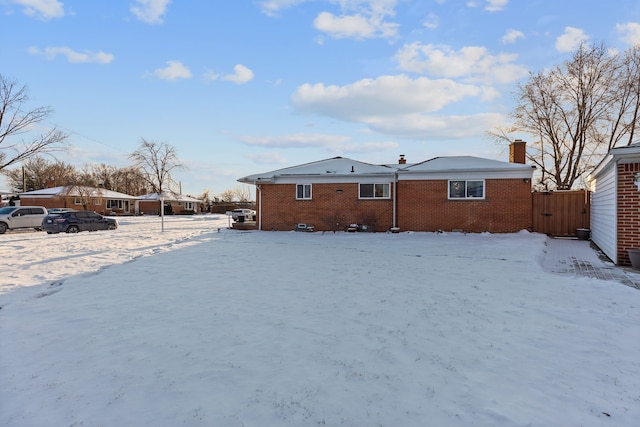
left=358, top=183, right=391, bottom=199
left=448, top=179, right=485, bottom=200
left=296, top=184, right=312, bottom=200
left=106, top=199, right=123, bottom=209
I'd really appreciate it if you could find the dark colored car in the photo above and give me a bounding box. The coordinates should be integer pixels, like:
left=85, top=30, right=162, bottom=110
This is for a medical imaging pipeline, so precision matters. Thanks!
left=42, top=211, right=118, bottom=234
left=47, top=208, right=76, bottom=214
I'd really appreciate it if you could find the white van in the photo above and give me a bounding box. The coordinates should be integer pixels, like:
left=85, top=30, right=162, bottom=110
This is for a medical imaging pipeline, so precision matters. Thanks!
left=0, top=206, right=48, bottom=234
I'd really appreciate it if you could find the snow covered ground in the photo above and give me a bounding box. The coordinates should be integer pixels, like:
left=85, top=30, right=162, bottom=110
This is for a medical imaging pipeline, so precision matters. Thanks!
left=1, top=215, right=639, bottom=426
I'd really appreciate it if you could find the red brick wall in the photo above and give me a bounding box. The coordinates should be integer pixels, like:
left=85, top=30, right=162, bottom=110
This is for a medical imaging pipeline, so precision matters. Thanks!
left=397, top=179, right=532, bottom=233
left=18, top=197, right=66, bottom=210
left=257, top=183, right=394, bottom=231
left=20, top=196, right=133, bottom=215
left=617, top=163, right=640, bottom=266
left=256, top=178, right=532, bottom=233
left=20, top=196, right=104, bottom=212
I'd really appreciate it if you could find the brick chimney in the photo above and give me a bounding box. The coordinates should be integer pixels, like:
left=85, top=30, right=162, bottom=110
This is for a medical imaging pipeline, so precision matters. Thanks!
left=398, top=154, right=406, bottom=165
left=509, top=139, right=526, bottom=164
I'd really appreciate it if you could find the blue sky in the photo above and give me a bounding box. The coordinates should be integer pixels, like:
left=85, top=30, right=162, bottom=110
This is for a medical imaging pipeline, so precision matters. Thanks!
left=2, top=0, right=640, bottom=196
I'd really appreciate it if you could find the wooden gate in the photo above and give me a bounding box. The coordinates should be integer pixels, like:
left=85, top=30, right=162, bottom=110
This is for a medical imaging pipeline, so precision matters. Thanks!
left=531, top=190, right=591, bottom=237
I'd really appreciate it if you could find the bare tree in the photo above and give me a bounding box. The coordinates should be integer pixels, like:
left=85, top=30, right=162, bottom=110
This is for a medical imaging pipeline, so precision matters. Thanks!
left=198, top=188, right=215, bottom=204
left=129, top=138, right=183, bottom=194
left=78, top=163, right=146, bottom=195
left=0, top=74, right=67, bottom=172
left=3, top=156, right=76, bottom=191
left=233, top=185, right=253, bottom=203
left=492, top=43, right=640, bottom=190
left=112, top=166, right=147, bottom=195
left=218, top=185, right=254, bottom=203
left=218, top=189, right=235, bottom=203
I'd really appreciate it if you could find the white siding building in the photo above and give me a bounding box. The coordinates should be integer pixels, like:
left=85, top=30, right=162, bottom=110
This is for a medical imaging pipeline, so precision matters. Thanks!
left=589, top=143, right=640, bottom=265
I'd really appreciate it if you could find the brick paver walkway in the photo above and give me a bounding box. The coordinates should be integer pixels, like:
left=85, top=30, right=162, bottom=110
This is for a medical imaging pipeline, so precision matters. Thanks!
left=553, top=256, right=640, bottom=290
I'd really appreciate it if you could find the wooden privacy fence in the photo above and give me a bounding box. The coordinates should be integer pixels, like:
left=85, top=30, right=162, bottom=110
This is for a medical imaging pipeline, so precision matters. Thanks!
left=531, top=190, right=591, bottom=237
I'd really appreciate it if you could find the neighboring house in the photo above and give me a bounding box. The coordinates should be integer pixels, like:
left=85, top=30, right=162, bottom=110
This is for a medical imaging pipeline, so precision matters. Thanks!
left=589, top=143, right=640, bottom=266
left=136, top=191, right=202, bottom=215
left=1, top=191, right=16, bottom=207
left=19, top=186, right=138, bottom=215
left=238, top=141, right=535, bottom=233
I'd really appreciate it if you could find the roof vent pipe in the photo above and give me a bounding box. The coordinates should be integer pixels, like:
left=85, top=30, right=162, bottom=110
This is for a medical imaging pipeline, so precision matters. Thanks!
left=351, top=166, right=355, bottom=173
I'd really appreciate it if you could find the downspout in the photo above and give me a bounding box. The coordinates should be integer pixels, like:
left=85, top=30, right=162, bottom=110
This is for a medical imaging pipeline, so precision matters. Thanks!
left=393, top=170, right=398, bottom=229
left=255, top=183, right=262, bottom=231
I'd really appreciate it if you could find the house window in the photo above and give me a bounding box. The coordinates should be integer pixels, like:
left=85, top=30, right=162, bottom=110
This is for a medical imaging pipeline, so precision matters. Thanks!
left=296, top=184, right=312, bottom=200
left=449, top=180, right=485, bottom=199
left=73, top=198, right=83, bottom=205
left=106, top=199, right=123, bottom=209
left=185, top=202, right=194, bottom=210
left=359, top=183, right=390, bottom=199
left=93, top=198, right=103, bottom=205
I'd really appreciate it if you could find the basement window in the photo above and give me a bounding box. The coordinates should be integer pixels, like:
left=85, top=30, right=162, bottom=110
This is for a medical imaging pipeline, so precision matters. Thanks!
left=296, top=184, right=312, bottom=200
left=449, top=180, right=485, bottom=199
left=359, top=183, right=390, bottom=199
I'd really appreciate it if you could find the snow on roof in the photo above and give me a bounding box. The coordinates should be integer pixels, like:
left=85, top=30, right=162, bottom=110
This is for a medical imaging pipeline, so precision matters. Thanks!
left=401, top=156, right=534, bottom=172
left=238, top=155, right=535, bottom=184
left=20, top=186, right=137, bottom=199
left=238, top=156, right=394, bottom=182
left=137, top=191, right=202, bottom=203
left=591, top=142, right=640, bottom=178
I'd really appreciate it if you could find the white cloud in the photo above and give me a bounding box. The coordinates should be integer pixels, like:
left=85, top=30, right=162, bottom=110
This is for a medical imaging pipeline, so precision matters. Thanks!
left=313, top=10, right=398, bottom=39
left=259, top=0, right=400, bottom=40
left=317, top=0, right=400, bottom=40
left=616, top=22, right=640, bottom=46
left=10, top=0, right=64, bottom=20
left=222, top=64, right=255, bottom=84
left=27, top=46, right=115, bottom=64
left=292, top=74, right=482, bottom=122
left=205, top=64, right=255, bottom=84
left=485, top=0, right=508, bottom=12
left=245, top=151, right=289, bottom=165
left=555, top=26, right=589, bottom=53
left=337, top=140, right=400, bottom=154
left=289, top=70, right=513, bottom=140
left=240, top=133, right=352, bottom=149
left=258, top=0, right=308, bottom=17
left=367, top=112, right=506, bottom=139
left=240, top=133, right=398, bottom=154
left=395, top=42, right=528, bottom=84
left=130, top=0, right=171, bottom=24
left=422, top=13, right=439, bottom=29
left=502, top=29, right=524, bottom=44
left=154, top=60, right=192, bottom=80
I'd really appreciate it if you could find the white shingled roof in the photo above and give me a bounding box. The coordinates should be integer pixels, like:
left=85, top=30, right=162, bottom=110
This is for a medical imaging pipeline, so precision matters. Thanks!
left=20, top=186, right=137, bottom=199
left=239, top=155, right=534, bottom=184
left=401, top=156, right=534, bottom=172
left=238, top=157, right=394, bottom=183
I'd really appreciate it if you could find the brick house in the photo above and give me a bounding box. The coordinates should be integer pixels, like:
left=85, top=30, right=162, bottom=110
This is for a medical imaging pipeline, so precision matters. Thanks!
left=238, top=141, right=535, bottom=233
left=19, top=186, right=137, bottom=215
left=589, top=142, right=640, bottom=266
left=136, top=191, right=202, bottom=215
